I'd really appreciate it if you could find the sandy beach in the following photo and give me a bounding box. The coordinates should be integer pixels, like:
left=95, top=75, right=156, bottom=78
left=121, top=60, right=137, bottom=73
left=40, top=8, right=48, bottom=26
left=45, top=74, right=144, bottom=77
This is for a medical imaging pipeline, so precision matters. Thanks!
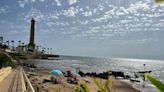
left=24, top=67, right=139, bottom=92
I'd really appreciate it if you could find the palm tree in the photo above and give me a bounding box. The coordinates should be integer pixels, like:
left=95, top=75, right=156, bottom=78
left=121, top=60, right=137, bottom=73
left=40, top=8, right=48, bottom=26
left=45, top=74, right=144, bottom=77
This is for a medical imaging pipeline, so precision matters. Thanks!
left=36, top=45, right=39, bottom=53
left=18, top=40, right=21, bottom=46
left=155, top=0, right=164, bottom=3
left=44, top=47, right=46, bottom=53
left=11, top=40, right=14, bottom=51
left=38, top=45, right=41, bottom=52
left=47, top=48, right=49, bottom=54
left=50, top=48, right=52, bottom=54
left=22, top=42, right=24, bottom=46
left=6, top=41, right=9, bottom=48
left=42, top=47, right=45, bottom=53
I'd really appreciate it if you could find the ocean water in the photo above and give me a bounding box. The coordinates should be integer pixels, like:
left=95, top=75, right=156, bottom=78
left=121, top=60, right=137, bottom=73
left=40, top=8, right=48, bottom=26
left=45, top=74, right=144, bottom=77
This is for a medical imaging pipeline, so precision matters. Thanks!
left=34, top=55, right=164, bottom=82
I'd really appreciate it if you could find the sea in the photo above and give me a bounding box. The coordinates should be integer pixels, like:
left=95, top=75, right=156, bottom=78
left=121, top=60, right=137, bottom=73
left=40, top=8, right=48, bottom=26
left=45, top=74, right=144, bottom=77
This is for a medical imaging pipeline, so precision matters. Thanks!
left=34, top=55, right=164, bottom=82
left=33, top=55, right=164, bottom=92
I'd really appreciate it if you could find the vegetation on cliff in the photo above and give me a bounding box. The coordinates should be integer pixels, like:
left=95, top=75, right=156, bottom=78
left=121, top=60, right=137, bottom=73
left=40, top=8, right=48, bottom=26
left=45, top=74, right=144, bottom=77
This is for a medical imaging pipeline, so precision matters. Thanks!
left=0, top=53, right=14, bottom=68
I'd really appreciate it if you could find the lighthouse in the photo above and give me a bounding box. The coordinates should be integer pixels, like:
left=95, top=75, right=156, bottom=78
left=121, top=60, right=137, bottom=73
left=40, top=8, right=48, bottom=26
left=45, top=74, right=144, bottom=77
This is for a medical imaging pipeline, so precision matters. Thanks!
left=28, top=18, right=35, bottom=51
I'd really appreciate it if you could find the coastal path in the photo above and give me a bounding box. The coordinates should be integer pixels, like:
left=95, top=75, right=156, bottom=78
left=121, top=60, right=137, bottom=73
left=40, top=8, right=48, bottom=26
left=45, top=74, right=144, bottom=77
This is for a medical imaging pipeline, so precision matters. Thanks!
left=0, top=67, right=25, bottom=92
left=0, top=67, right=36, bottom=92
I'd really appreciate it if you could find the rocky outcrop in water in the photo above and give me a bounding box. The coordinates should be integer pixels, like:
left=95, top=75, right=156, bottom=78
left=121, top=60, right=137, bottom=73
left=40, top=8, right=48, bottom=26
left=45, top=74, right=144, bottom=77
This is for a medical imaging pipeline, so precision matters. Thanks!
left=78, top=70, right=125, bottom=79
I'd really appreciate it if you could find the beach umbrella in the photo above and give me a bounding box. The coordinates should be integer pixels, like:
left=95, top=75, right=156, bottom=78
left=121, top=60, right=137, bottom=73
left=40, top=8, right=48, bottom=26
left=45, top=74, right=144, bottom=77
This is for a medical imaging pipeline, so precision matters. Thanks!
left=50, top=70, right=63, bottom=76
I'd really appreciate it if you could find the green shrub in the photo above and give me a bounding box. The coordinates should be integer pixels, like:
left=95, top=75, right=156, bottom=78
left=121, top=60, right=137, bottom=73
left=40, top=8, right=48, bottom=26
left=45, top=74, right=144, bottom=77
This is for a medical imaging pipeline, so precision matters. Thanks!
left=0, top=53, right=14, bottom=68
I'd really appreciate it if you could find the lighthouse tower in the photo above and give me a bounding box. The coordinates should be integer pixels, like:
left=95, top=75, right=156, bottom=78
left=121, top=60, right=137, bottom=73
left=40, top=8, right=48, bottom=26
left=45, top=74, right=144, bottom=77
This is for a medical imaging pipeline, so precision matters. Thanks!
left=28, top=18, right=35, bottom=51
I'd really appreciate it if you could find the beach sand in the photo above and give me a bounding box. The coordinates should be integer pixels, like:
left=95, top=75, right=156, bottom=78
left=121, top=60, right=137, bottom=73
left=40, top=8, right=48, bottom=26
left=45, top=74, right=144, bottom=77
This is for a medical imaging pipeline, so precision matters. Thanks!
left=25, top=68, right=139, bottom=92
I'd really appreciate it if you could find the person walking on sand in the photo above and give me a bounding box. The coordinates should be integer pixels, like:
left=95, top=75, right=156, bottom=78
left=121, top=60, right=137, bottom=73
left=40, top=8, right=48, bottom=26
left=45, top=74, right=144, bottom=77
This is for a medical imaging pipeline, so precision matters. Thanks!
left=143, top=64, right=146, bottom=88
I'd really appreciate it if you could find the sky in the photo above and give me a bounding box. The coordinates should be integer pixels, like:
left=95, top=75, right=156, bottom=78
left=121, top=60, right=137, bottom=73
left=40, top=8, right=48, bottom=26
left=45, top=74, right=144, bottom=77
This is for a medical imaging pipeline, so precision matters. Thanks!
left=0, top=0, right=164, bottom=60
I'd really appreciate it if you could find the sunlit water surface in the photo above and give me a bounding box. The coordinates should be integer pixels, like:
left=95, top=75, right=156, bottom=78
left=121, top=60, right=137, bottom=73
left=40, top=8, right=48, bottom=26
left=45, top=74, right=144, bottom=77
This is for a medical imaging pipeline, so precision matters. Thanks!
left=33, top=56, right=164, bottom=82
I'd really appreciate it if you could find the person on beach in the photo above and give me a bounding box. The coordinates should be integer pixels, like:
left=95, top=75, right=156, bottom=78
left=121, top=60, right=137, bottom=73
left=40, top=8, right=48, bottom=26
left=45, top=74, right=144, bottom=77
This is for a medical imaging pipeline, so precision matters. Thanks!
left=143, top=64, right=146, bottom=88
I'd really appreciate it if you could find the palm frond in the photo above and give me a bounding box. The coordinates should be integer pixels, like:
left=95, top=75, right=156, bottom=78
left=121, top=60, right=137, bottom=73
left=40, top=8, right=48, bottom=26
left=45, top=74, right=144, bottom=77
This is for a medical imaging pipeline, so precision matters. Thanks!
left=155, top=0, right=164, bottom=3
left=145, top=74, right=164, bottom=92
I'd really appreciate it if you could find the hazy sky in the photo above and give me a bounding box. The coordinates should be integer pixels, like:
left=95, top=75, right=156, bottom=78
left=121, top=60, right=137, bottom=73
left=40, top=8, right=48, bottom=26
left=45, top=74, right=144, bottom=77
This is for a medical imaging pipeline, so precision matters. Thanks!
left=0, top=0, right=164, bottom=60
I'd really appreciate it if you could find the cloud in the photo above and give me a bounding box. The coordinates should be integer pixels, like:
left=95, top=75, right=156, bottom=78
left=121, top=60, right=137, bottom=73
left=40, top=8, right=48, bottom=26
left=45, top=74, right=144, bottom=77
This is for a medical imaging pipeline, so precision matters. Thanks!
left=91, top=14, right=112, bottom=23
left=55, top=22, right=70, bottom=26
left=18, top=1, right=25, bottom=8
left=0, top=8, right=7, bottom=13
left=0, top=6, right=10, bottom=14
left=18, top=0, right=36, bottom=8
left=79, top=20, right=88, bottom=25
left=82, top=11, right=92, bottom=16
left=13, top=0, right=164, bottom=41
left=126, top=1, right=150, bottom=14
left=39, top=0, right=45, bottom=2
left=62, top=7, right=79, bottom=17
left=46, top=21, right=69, bottom=27
left=105, top=7, right=116, bottom=15
left=18, top=0, right=44, bottom=8
left=54, top=0, right=61, bottom=6
left=61, top=27, right=78, bottom=34
left=93, top=9, right=97, bottom=14
left=48, top=15, right=59, bottom=20
left=68, top=0, right=77, bottom=5
left=97, top=4, right=104, bottom=11
left=21, top=8, right=45, bottom=22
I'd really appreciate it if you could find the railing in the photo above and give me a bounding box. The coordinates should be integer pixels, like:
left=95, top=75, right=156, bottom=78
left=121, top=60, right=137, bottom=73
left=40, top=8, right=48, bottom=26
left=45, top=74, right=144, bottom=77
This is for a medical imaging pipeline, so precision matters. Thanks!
left=21, top=68, right=35, bottom=92
left=0, top=66, right=35, bottom=92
